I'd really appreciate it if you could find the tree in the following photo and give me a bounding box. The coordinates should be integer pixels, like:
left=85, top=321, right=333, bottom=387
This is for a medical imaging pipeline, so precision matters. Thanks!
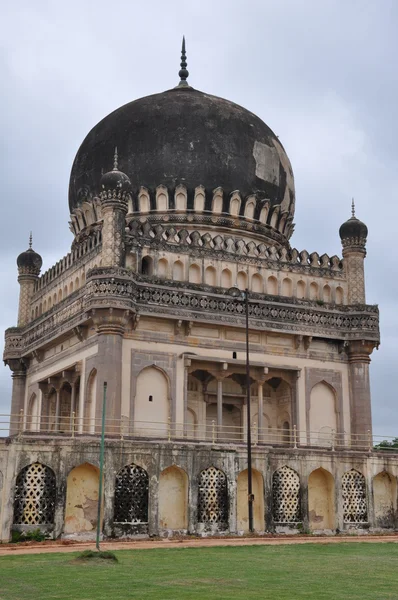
left=374, top=438, right=398, bottom=450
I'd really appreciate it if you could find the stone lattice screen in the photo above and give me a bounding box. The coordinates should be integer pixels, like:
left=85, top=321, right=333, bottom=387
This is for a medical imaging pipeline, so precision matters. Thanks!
left=342, top=469, right=368, bottom=523
left=198, top=467, right=228, bottom=530
left=272, top=466, right=301, bottom=523
left=114, top=464, right=149, bottom=523
left=13, top=463, right=56, bottom=525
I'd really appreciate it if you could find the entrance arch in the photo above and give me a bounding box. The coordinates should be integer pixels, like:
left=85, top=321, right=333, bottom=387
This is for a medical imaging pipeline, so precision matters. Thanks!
left=373, top=471, right=397, bottom=528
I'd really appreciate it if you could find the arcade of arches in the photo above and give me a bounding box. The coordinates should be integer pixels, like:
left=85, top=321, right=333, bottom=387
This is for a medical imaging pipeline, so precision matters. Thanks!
left=10, top=462, right=397, bottom=536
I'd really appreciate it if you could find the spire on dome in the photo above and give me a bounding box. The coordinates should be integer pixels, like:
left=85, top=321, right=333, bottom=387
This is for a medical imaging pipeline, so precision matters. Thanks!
left=178, top=36, right=189, bottom=87
left=113, top=147, right=118, bottom=171
left=29, top=231, right=32, bottom=249
left=351, top=198, right=355, bottom=218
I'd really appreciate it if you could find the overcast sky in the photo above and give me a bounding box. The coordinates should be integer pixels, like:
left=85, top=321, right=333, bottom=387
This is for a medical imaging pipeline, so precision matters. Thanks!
left=0, top=0, right=397, bottom=437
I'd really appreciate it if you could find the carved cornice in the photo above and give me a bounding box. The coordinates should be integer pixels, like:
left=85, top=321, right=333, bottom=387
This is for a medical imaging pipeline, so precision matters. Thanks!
left=3, top=268, right=379, bottom=364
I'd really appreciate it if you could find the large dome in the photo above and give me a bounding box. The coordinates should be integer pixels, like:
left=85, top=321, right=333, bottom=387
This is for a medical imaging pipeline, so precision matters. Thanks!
left=68, top=86, right=295, bottom=220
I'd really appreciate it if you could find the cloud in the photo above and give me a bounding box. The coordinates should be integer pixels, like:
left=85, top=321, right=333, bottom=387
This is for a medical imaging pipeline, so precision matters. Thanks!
left=0, top=0, right=397, bottom=438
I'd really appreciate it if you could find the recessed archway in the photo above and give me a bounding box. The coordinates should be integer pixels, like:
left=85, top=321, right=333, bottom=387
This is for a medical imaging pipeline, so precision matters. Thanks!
left=237, top=469, right=264, bottom=532
left=308, top=468, right=335, bottom=530
left=159, top=466, right=188, bottom=530
left=64, top=463, right=102, bottom=535
left=373, top=471, right=397, bottom=528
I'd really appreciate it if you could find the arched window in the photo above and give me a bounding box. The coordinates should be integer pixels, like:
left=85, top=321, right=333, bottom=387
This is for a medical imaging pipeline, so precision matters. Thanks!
left=75, top=277, right=80, bottom=289
left=172, top=260, right=184, bottom=281
left=63, top=286, right=68, bottom=298
left=141, top=256, right=154, bottom=276
left=53, top=293, right=57, bottom=305
left=69, top=282, right=74, bottom=295
left=230, top=196, right=240, bottom=216
left=245, top=200, right=255, bottom=219
left=135, top=367, right=169, bottom=437
left=58, top=289, right=63, bottom=303
left=204, top=266, right=217, bottom=286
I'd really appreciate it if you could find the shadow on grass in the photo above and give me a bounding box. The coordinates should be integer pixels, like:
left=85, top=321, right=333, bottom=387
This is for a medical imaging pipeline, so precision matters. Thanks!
left=73, top=550, right=118, bottom=563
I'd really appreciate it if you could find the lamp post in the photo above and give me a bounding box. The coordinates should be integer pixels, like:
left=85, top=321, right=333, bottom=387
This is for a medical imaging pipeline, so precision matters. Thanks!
left=228, top=286, right=254, bottom=533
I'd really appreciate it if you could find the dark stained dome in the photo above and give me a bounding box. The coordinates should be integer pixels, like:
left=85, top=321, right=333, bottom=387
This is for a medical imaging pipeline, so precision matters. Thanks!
left=68, top=86, right=295, bottom=216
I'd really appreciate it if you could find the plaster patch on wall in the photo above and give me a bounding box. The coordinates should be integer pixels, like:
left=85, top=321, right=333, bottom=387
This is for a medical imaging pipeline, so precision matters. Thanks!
left=253, top=141, right=279, bottom=184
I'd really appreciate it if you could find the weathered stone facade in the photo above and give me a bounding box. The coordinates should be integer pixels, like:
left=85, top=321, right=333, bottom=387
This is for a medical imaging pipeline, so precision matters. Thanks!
left=1, top=54, right=395, bottom=542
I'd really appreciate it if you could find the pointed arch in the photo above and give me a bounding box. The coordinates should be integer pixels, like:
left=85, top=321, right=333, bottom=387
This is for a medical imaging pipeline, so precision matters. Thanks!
left=373, top=471, right=397, bottom=528
left=13, top=463, right=56, bottom=526
left=267, top=276, right=278, bottom=295
left=204, top=265, right=217, bottom=286
left=198, top=467, right=228, bottom=531
left=159, top=466, right=188, bottom=530
left=114, top=463, right=149, bottom=525
left=297, top=280, right=306, bottom=299
left=189, top=263, right=201, bottom=284
left=237, top=271, right=247, bottom=290
left=221, top=268, right=232, bottom=288
left=134, top=366, right=170, bottom=437
left=172, top=260, right=184, bottom=281
left=308, top=468, right=335, bottom=530
left=85, top=368, right=97, bottom=433
left=237, top=469, right=264, bottom=532
left=64, top=463, right=102, bottom=534
left=272, top=466, right=300, bottom=524
left=252, top=273, right=263, bottom=293
left=281, top=277, right=292, bottom=297
left=158, top=257, right=168, bottom=278
left=342, top=469, right=367, bottom=524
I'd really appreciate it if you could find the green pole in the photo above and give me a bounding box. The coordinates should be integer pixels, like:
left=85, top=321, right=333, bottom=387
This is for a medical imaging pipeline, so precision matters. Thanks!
left=96, top=381, right=107, bottom=551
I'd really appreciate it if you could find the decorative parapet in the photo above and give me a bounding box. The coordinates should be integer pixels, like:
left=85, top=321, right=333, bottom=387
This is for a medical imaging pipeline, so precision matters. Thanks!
left=126, top=220, right=344, bottom=278
left=33, top=230, right=102, bottom=293
left=4, top=268, right=379, bottom=362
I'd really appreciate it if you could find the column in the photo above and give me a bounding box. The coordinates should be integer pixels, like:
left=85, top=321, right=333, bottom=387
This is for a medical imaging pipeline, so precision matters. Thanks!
left=70, top=384, right=76, bottom=431
left=347, top=341, right=375, bottom=446
left=183, top=358, right=191, bottom=436
left=217, top=379, right=223, bottom=439
left=93, top=308, right=131, bottom=434
left=7, top=359, right=27, bottom=435
left=257, top=381, right=263, bottom=442
left=78, top=362, right=85, bottom=434
left=55, top=388, right=61, bottom=432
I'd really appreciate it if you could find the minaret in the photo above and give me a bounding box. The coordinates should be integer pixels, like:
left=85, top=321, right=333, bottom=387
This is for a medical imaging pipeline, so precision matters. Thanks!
left=340, top=201, right=374, bottom=442
left=339, top=199, right=368, bottom=304
left=99, top=148, right=131, bottom=267
left=16, top=233, right=43, bottom=326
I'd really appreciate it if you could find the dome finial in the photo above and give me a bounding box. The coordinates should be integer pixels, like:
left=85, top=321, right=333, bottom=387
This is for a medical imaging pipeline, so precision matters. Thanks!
left=29, top=231, right=32, bottom=249
left=113, top=147, right=118, bottom=171
left=351, top=197, right=355, bottom=218
left=178, top=36, right=189, bottom=87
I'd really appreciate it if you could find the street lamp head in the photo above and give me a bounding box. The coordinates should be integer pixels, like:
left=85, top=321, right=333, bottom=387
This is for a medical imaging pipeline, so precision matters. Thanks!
left=228, top=286, right=246, bottom=299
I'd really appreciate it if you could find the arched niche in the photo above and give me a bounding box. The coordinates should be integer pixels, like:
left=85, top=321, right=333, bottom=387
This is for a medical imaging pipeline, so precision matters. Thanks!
left=204, top=266, right=217, bottom=286
left=189, top=263, right=201, bottom=284
left=245, top=200, right=255, bottom=219
left=272, top=466, right=301, bottom=524
left=59, top=383, right=72, bottom=433
left=221, top=268, right=232, bottom=288
left=309, top=282, right=319, bottom=300
left=186, top=407, right=197, bottom=438
left=335, top=286, right=344, bottom=305
left=281, top=277, right=292, bottom=297
left=26, top=393, right=40, bottom=431
left=134, top=366, right=169, bottom=437
left=159, top=466, right=188, bottom=530
left=114, top=463, right=149, bottom=526
left=229, top=195, right=241, bottom=216
left=237, top=469, right=264, bottom=532
left=373, top=471, right=397, bottom=528
left=172, top=260, right=184, bottom=281
left=323, top=284, right=331, bottom=303
left=308, top=468, right=335, bottom=531
left=342, top=469, right=368, bottom=524
left=309, top=382, right=337, bottom=446
left=64, top=463, right=102, bottom=535
left=158, top=258, right=168, bottom=278
left=267, top=276, right=278, bottom=295
left=237, top=271, right=247, bottom=290
left=85, top=368, right=97, bottom=434
left=252, top=273, right=263, bottom=293
left=297, top=280, right=306, bottom=299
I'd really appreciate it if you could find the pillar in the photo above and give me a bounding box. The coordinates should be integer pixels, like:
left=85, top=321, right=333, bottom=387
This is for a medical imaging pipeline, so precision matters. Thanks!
left=217, top=378, right=223, bottom=439
left=183, top=358, right=191, bottom=436
left=257, top=381, right=263, bottom=442
left=347, top=341, right=376, bottom=445
left=7, top=359, right=27, bottom=435
left=92, top=308, right=131, bottom=433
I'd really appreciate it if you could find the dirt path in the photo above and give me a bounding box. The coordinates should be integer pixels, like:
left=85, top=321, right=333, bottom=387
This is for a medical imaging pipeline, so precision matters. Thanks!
left=1, top=534, right=398, bottom=556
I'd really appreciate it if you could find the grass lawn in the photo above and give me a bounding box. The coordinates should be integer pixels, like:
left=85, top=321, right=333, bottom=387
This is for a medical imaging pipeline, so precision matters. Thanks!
left=1, top=543, right=398, bottom=600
